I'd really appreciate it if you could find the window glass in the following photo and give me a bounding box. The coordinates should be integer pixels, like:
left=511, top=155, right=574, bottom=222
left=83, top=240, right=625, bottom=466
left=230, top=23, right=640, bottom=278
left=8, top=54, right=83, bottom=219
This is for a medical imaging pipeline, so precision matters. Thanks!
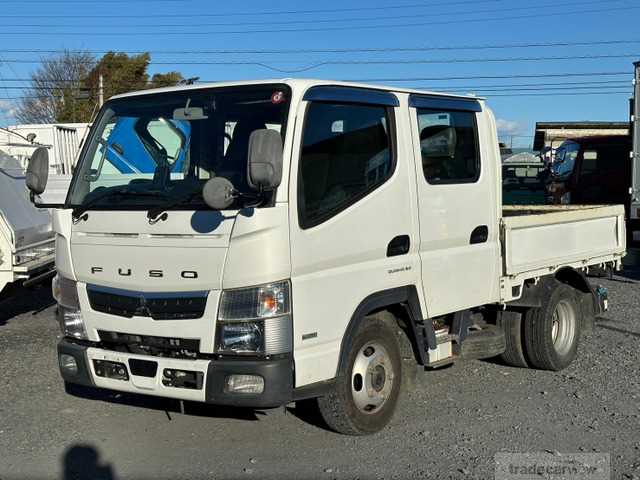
left=68, top=85, right=290, bottom=209
left=502, top=165, right=545, bottom=190
left=581, top=150, right=599, bottom=174
left=298, top=102, right=393, bottom=228
left=146, top=119, right=185, bottom=162
left=417, top=109, right=479, bottom=183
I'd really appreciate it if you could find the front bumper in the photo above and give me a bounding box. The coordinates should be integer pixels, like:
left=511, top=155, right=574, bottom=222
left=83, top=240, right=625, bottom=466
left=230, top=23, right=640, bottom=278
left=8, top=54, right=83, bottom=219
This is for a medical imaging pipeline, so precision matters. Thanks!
left=58, top=339, right=293, bottom=408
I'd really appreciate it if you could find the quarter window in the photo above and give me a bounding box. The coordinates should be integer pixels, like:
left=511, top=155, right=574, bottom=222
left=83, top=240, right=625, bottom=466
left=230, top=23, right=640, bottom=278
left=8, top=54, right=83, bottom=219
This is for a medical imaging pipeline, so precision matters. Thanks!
left=298, top=102, right=394, bottom=228
left=417, top=109, right=479, bottom=183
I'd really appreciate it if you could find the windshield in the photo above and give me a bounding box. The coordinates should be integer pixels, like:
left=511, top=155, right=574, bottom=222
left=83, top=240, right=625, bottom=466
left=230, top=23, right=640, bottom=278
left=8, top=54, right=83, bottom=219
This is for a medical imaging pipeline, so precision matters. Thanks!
left=67, top=84, right=290, bottom=210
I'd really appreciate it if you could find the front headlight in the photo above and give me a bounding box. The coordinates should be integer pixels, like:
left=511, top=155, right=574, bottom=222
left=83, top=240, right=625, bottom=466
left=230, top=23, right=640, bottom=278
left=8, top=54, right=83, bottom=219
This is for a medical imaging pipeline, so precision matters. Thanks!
left=52, top=274, right=87, bottom=340
left=52, top=274, right=79, bottom=309
left=216, top=280, right=292, bottom=355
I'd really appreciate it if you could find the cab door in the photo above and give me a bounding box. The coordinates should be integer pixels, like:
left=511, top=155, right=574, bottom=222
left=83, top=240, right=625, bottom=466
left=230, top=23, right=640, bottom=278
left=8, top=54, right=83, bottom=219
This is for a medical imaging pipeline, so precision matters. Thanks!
left=288, top=87, right=419, bottom=386
left=409, top=96, right=501, bottom=317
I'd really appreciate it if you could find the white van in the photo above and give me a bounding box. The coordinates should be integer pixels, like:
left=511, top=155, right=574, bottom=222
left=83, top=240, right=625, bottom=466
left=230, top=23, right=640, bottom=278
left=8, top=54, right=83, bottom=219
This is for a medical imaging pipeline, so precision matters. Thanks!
left=26, top=80, right=625, bottom=435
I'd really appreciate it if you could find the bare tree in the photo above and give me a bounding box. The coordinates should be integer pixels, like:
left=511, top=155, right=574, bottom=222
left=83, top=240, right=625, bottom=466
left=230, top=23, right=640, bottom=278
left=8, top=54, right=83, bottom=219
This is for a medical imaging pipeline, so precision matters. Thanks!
left=16, top=50, right=96, bottom=124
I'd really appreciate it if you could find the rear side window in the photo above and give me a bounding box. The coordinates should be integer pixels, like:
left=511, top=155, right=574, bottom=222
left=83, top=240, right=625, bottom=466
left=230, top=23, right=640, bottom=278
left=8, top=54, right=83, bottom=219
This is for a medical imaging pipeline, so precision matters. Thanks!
left=416, top=109, right=479, bottom=184
left=298, top=102, right=394, bottom=228
left=581, top=150, right=599, bottom=175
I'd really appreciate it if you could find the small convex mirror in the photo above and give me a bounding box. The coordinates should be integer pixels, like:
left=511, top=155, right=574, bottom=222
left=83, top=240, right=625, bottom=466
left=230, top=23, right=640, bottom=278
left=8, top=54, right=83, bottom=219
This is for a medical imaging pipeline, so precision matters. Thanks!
left=202, top=177, right=235, bottom=210
left=25, top=146, right=49, bottom=201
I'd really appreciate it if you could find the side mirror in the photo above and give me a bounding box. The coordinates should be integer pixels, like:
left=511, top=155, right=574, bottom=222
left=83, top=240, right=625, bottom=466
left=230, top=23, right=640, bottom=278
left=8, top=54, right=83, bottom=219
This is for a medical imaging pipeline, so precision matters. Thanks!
left=202, top=177, right=235, bottom=210
left=247, top=129, right=283, bottom=191
left=25, top=147, right=49, bottom=200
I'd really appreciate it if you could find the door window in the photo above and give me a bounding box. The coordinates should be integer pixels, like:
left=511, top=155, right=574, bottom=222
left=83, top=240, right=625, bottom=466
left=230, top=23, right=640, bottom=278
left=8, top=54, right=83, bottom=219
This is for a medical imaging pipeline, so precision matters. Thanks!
left=298, top=102, right=394, bottom=228
left=416, top=109, right=479, bottom=184
left=581, top=150, right=599, bottom=175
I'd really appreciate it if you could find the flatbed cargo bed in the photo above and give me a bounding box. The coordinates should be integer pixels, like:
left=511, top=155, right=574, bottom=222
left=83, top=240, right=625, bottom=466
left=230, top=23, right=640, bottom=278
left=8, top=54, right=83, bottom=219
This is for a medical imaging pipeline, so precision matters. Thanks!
left=501, top=205, right=625, bottom=296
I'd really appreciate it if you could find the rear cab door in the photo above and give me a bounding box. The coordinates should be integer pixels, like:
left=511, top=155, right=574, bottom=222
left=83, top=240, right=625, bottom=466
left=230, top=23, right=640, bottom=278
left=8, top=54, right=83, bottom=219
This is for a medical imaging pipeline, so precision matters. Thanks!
left=408, top=95, right=501, bottom=316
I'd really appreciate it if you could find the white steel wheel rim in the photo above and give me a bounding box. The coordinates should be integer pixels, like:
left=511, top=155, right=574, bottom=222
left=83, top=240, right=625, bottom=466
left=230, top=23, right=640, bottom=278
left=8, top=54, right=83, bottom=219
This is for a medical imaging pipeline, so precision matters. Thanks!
left=351, top=341, right=395, bottom=415
left=551, top=299, right=577, bottom=356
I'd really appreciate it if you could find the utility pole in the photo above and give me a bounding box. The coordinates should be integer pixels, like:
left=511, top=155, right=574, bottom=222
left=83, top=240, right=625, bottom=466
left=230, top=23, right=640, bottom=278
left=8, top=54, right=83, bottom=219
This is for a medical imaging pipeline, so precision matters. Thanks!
left=98, top=74, right=104, bottom=108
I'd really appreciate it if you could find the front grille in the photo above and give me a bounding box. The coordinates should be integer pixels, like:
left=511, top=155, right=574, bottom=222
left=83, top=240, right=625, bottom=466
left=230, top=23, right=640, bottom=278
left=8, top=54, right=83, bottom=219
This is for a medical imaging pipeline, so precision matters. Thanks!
left=98, top=330, right=200, bottom=353
left=87, top=285, right=208, bottom=320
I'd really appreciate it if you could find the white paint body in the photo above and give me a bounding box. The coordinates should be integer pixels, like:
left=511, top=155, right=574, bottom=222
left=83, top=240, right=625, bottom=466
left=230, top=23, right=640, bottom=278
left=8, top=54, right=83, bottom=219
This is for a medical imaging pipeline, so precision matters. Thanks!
left=1, top=123, right=89, bottom=174
left=0, top=154, right=55, bottom=293
left=53, top=79, right=626, bottom=393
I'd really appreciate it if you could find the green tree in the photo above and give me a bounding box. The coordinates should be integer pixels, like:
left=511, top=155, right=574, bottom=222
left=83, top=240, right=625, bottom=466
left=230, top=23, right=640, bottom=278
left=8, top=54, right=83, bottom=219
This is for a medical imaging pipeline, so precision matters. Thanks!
left=151, top=71, right=185, bottom=88
left=85, top=52, right=184, bottom=102
left=17, top=51, right=184, bottom=124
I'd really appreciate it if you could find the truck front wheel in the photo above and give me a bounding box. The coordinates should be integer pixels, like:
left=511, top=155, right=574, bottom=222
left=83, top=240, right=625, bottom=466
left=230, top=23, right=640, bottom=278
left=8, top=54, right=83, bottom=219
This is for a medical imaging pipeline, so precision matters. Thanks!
left=523, top=281, right=581, bottom=371
left=317, top=315, right=403, bottom=435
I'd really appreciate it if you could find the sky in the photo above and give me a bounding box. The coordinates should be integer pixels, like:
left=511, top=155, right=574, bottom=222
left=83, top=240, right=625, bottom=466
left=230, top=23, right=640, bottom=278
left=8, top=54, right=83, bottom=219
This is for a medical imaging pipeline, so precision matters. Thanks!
left=0, top=0, right=638, bottom=147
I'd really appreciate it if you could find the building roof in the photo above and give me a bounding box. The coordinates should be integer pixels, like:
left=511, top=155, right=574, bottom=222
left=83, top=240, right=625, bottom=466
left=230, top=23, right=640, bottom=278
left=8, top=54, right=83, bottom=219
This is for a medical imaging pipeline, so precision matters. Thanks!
left=535, top=121, right=630, bottom=130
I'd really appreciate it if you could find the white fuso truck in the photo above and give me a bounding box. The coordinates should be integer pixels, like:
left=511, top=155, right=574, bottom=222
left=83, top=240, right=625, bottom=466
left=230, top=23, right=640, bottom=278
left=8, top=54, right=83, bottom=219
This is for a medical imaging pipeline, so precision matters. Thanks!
left=26, top=80, right=625, bottom=435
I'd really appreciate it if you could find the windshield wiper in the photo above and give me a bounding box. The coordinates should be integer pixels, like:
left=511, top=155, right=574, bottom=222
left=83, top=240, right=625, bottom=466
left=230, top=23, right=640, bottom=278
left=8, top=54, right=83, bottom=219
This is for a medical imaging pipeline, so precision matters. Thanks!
left=147, top=191, right=202, bottom=223
left=146, top=186, right=265, bottom=223
left=72, top=189, right=170, bottom=221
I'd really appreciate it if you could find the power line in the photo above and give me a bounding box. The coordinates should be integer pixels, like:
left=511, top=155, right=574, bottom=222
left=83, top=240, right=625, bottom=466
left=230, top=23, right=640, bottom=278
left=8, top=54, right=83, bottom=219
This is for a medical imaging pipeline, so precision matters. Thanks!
left=0, top=90, right=632, bottom=101
left=1, top=53, right=638, bottom=73
left=1, top=39, right=639, bottom=56
left=0, top=0, right=616, bottom=28
left=0, top=0, right=505, bottom=19
left=347, top=71, right=632, bottom=82
left=0, top=4, right=636, bottom=35
left=435, top=85, right=631, bottom=93
left=5, top=0, right=189, bottom=2
left=484, top=91, right=631, bottom=97
left=0, top=71, right=632, bottom=86
left=0, top=80, right=632, bottom=92
left=414, top=80, right=631, bottom=89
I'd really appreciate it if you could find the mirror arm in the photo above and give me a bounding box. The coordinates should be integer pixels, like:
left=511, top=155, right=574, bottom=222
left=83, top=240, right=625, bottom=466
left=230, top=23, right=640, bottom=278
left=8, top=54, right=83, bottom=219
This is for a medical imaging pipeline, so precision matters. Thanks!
left=29, top=191, right=63, bottom=209
left=229, top=186, right=265, bottom=208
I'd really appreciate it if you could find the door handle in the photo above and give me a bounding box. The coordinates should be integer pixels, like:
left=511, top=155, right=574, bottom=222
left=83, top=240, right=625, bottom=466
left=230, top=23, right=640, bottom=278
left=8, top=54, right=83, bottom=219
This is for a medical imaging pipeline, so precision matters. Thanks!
left=470, top=225, right=489, bottom=245
left=387, top=235, right=410, bottom=257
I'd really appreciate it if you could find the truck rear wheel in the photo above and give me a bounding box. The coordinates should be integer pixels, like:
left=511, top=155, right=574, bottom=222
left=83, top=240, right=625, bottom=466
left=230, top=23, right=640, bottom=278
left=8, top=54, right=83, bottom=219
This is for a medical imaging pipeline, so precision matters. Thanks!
left=523, top=281, right=581, bottom=371
left=317, top=314, right=402, bottom=435
left=496, top=311, right=529, bottom=368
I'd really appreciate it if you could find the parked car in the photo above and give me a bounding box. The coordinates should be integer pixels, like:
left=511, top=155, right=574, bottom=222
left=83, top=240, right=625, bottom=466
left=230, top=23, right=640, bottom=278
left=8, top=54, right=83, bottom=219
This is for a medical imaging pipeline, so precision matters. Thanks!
left=26, top=80, right=625, bottom=435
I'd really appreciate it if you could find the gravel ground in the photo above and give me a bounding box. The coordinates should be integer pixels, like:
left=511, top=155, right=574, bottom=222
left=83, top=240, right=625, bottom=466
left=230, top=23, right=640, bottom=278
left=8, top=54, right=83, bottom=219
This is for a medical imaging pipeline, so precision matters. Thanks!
left=0, top=271, right=639, bottom=480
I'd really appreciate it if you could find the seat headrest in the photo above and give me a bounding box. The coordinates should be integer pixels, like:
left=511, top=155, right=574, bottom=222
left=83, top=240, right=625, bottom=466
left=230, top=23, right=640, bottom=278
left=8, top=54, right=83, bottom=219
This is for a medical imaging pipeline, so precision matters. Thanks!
left=420, top=125, right=457, bottom=158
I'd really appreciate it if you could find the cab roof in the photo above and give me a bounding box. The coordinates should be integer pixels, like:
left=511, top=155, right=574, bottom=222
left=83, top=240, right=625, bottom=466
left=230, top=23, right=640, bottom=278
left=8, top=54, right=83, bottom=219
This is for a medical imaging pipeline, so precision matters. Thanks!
left=110, top=78, right=485, bottom=102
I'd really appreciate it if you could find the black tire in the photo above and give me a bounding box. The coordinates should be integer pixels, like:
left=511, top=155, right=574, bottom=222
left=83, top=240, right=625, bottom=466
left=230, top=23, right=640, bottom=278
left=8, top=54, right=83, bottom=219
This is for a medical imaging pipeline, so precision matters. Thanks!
left=523, top=281, right=581, bottom=371
left=395, top=322, right=418, bottom=393
left=317, top=313, right=403, bottom=435
left=497, top=311, right=529, bottom=368
left=460, top=325, right=505, bottom=360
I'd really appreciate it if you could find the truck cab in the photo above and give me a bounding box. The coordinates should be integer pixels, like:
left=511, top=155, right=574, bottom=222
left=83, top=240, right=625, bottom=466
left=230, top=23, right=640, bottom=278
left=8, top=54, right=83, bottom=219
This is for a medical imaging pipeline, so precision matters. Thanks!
left=27, top=80, right=624, bottom=435
left=549, top=136, right=632, bottom=204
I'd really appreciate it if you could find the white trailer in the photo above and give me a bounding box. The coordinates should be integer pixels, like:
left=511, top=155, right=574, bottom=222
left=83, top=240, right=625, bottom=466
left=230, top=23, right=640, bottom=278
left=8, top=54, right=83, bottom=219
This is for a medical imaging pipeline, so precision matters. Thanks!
left=0, top=152, right=55, bottom=293
left=26, top=79, right=625, bottom=435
